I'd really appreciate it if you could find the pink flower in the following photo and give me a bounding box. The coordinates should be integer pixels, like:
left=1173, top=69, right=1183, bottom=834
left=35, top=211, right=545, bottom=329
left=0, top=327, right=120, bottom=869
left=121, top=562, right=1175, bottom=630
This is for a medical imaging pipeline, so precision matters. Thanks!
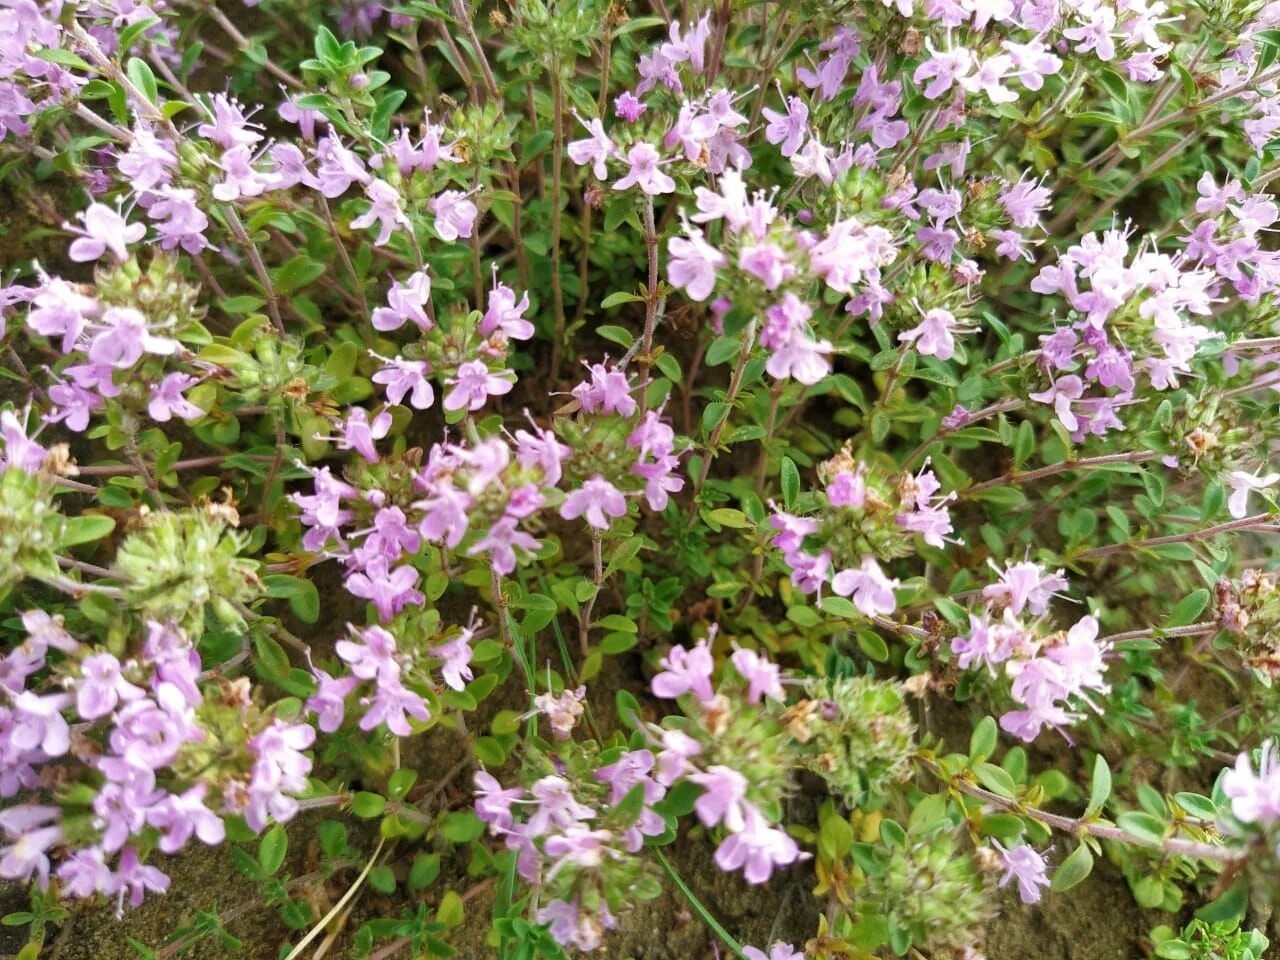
left=345, top=558, right=423, bottom=622
left=334, top=407, right=392, bottom=463
left=730, top=648, right=785, bottom=704
left=75, top=652, right=145, bottom=720
left=1223, top=742, right=1280, bottom=826
left=148, top=372, right=204, bottom=422
left=995, top=842, right=1051, bottom=904
left=762, top=93, right=809, bottom=157
left=65, top=203, right=145, bottom=263
left=614, top=142, right=675, bottom=195
left=1029, top=375, right=1084, bottom=432
left=713, top=802, right=805, bottom=884
left=475, top=770, right=524, bottom=834
left=912, top=40, right=973, bottom=99
left=430, top=189, right=478, bottom=242
left=831, top=557, right=899, bottom=617
left=897, top=307, right=969, bottom=361
left=1225, top=469, right=1280, bottom=519
left=614, top=91, right=647, bottom=121
left=982, top=559, right=1068, bottom=616
left=372, top=270, right=432, bottom=332
left=560, top=475, right=628, bottom=530
left=373, top=355, right=434, bottom=410
left=651, top=640, right=715, bottom=702
left=351, top=178, right=410, bottom=246
left=481, top=275, right=534, bottom=340
left=689, top=765, right=748, bottom=830
left=571, top=362, right=637, bottom=416
left=668, top=230, right=727, bottom=301
left=444, top=360, right=514, bottom=412
left=744, top=944, right=805, bottom=960
left=567, top=112, right=615, bottom=179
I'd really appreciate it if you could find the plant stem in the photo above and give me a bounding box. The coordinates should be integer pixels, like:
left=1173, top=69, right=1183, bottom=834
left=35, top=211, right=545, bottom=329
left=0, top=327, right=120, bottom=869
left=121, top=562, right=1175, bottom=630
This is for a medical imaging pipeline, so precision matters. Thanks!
left=920, top=757, right=1237, bottom=863
left=964, top=450, right=1161, bottom=497
left=1077, top=512, right=1279, bottom=561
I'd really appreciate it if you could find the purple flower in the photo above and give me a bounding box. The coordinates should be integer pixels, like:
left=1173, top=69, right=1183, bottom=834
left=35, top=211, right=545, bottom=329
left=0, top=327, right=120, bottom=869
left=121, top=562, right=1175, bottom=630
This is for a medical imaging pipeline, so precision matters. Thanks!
left=444, top=360, right=514, bottom=412
left=65, top=203, right=145, bottom=263
left=689, top=765, right=748, bottom=830
left=111, top=845, right=171, bottom=908
left=238, top=720, right=315, bottom=832
left=481, top=275, right=534, bottom=340
left=475, top=770, right=524, bottom=834
left=345, top=558, right=423, bottom=622
left=148, top=372, right=204, bottom=422
left=332, top=407, right=392, bottom=464
left=614, top=91, right=647, bottom=121
left=76, top=652, right=145, bottom=720
left=730, top=648, right=784, bottom=704
left=763, top=93, right=809, bottom=157
left=372, top=270, right=432, bottom=332
left=744, top=944, right=805, bottom=960
left=430, top=189, right=478, bottom=242
left=468, top=515, right=539, bottom=575
left=351, top=178, right=410, bottom=246
left=831, top=557, right=899, bottom=617
left=668, top=230, right=727, bottom=301
left=560, top=476, right=628, bottom=530
left=898, top=308, right=970, bottom=361
left=373, top=355, right=434, bottom=409
left=995, top=842, right=1051, bottom=904
left=432, top=629, right=475, bottom=691
left=567, top=112, right=616, bottom=179
left=360, top=677, right=431, bottom=735
left=713, top=802, right=805, bottom=884
left=10, top=691, right=71, bottom=757
left=571, top=362, right=636, bottom=416
left=613, top=142, right=675, bottom=195
left=1223, top=742, right=1280, bottom=826
left=306, top=665, right=358, bottom=733
left=88, top=307, right=179, bottom=369
left=146, top=783, right=225, bottom=854
left=651, top=640, right=715, bottom=702
left=982, top=559, right=1068, bottom=616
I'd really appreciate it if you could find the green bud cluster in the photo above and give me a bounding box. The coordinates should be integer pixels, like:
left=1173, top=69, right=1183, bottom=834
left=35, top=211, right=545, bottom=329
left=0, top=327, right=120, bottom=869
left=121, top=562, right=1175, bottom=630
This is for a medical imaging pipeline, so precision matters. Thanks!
left=0, top=468, right=62, bottom=591
left=113, top=507, right=262, bottom=632
left=796, top=675, right=916, bottom=810
left=857, top=826, right=995, bottom=956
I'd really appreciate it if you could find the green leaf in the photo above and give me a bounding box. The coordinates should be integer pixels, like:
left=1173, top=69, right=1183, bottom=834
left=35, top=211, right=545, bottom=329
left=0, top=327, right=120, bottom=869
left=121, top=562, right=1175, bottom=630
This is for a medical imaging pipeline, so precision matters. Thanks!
left=969, top=716, right=998, bottom=763
left=35, top=48, right=92, bottom=71
left=1051, top=842, right=1094, bottom=892
left=350, top=792, right=386, bottom=818
left=1085, top=755, right=1111, bottom=818
left=436, top=890, right=464, bottom=928
left=706, top=335, right=741, bottom=367
left=600, top=291, right=644, bottom=309
left=1173, top=792, right=1217, bottom=821
left=595, top=324, right=633, bottom=346
left=59, top=514, right=116, bottom=548
left=259, top=824, right=288, bottom=876
left=409, top=853, right=440, bottom=891
left=1167, top=589, right=1209, bottom=628
left=387, top=769, right=418, bottom=800
left=126, top=57, right=159, bottom=105
left=780, top=456, right=800, bottom=510
left=1195, top=878, right=1249, bottom=924
left=1116, top=811, right=1166, bottom=845
left=706, top=507, right=751, bottom=528
left=973, top=762, right=1018, bottom=799
left=439, top=811, right=484, bottom=843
